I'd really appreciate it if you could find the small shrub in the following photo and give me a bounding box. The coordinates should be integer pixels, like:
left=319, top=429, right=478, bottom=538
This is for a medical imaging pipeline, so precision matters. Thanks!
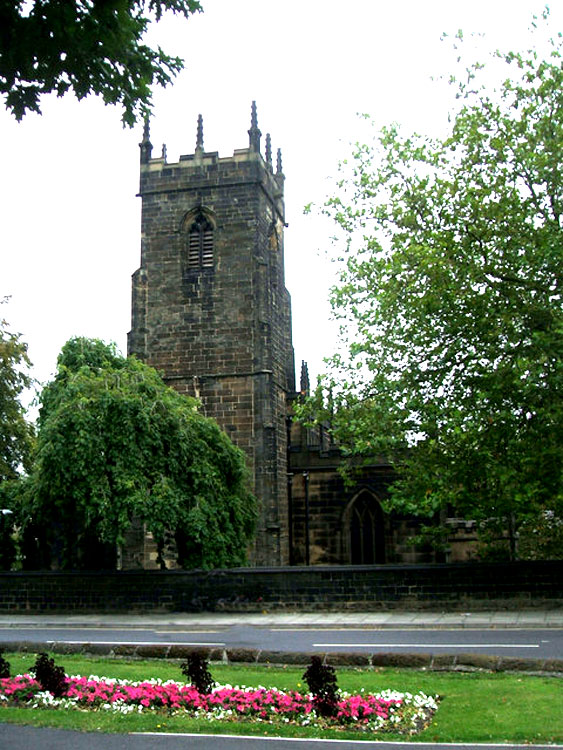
left=0, top=650, right=10, bottom=678
left=31, top=653, right=67, bottom=697
left=303, top=655, right=339, bottom=718
left=180, top=650, right=215, bottom=695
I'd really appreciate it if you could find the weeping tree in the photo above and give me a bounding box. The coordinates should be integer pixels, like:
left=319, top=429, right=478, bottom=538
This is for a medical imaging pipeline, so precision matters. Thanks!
left=21, top=338, right=257, bottom=570
left=302, top=20, right=563, bottom=560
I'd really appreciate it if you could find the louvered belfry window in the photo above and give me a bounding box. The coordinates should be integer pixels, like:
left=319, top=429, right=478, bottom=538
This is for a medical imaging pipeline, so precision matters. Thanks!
left=187, top=214, right=213, bottom=269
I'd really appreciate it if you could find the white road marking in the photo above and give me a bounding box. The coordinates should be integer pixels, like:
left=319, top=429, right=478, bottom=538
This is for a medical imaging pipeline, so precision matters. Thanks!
left=313, top=642, right=539, bottom=649
left=133, top=732, right=551, bottom=746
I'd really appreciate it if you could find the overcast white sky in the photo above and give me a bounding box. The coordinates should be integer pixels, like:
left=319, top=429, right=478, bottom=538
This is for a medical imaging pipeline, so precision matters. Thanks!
left=1, top=0, right=560, bottom=410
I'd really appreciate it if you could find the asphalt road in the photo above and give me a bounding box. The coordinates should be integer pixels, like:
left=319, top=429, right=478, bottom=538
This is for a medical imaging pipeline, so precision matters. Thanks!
left=0, top=725, right=560, bottom=750
left=1, top=625, right=561, bottom=659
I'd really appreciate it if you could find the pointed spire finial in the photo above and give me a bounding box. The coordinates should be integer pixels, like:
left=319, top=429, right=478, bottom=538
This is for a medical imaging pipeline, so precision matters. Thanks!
left=139, top=115, right=153, bottom=164
left=265, top=133, right=272, bottom=170
left=300, top=360, right=310, bottom=396
left=248, top=100, right=261, bottom=153
left=276, top=147, right=283, bottom=175
left=196, top=114, right=204, bottom=153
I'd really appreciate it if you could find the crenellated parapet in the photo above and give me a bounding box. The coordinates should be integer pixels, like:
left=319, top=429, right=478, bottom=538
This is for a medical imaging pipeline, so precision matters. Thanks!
left=139, top=102, right=285, bottom=225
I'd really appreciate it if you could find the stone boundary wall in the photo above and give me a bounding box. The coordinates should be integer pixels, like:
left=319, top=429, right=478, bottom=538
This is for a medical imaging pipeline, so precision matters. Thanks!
left=0, top=561, right=562, bottom=613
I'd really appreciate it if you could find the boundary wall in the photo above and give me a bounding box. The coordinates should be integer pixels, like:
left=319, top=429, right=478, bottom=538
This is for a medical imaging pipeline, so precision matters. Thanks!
left=0, top=561, right=562, bottom=613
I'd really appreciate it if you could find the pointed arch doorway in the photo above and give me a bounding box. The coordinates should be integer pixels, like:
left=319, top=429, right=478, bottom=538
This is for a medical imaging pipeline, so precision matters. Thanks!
left=344, top=491, right=385, bottom=564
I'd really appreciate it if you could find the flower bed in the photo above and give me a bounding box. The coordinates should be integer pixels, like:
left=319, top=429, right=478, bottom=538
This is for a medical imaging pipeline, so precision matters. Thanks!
left=0, top=673, right=438, bottom=734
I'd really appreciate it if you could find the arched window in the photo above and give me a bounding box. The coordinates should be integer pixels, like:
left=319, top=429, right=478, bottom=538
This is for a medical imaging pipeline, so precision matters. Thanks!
left=347, top=491, right=385, bottom=564
left=186, top=212, right=214, bottom=269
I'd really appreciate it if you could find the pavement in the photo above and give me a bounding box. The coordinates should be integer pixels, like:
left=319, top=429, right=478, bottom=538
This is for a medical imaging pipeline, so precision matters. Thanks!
left=1, top=608, right=563, bottom=629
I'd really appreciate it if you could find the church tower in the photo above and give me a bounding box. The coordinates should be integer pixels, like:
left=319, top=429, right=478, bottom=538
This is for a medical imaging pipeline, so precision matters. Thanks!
left=128, top=103, right=295, bottom=566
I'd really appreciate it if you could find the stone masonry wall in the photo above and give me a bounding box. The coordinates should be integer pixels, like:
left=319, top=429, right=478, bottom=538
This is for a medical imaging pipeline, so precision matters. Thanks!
left=0, top=561, right=561, bottom=613
left=288, top=422, right=437, bottom=566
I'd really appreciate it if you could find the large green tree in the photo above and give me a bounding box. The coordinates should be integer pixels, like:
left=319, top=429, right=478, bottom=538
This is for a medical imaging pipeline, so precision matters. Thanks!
left=305, top=27, right=563, bottom=559
left=0, top=301, right=33, bottom=483
left=0, top=301, right=34, bottom=568
left=1, top=0, right=202, bottom=125
left=22, top=337, right=257, bottom=570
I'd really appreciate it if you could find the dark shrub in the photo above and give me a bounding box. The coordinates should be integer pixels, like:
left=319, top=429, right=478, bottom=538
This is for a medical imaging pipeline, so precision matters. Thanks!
left=303, top=655, right=339, bottom=718
left=180, top=651, right=215, bottom=695
left=31, top=653, right=67, bottom=697
left=0, top=650, right=10, bottom=678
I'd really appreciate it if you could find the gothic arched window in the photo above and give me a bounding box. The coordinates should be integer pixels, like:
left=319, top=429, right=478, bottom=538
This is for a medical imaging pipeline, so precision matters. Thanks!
left=187, top=213, right=214, bottom=269
left=348, top=491, right=385, bottom=564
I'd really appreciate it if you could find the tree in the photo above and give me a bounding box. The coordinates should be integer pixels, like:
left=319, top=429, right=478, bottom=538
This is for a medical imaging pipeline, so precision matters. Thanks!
left=22, top=337, right=257, bottom=570
left=305, top=24, right=563, bottom=560
left=1, top=0, right=202, bottom=125
left=0, top=301, right=34, bottom=570
left=0, top=301, right=34, bottom=483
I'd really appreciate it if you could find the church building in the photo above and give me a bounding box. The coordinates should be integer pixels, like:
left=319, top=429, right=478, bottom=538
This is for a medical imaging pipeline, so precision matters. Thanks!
left=128, top=104, right=470, bottom=568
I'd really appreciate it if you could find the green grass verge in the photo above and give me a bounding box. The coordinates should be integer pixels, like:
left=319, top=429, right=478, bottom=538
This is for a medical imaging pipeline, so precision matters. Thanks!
left=1, top=652, right=562, bottom=743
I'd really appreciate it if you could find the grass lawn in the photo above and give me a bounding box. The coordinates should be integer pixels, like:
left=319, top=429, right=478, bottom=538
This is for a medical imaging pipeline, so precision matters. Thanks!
left=1, top=652, right=562, bottom=743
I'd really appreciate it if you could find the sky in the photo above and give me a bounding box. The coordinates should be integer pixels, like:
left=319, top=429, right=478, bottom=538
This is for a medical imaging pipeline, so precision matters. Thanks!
left=1, top=0, right=561, bottom=411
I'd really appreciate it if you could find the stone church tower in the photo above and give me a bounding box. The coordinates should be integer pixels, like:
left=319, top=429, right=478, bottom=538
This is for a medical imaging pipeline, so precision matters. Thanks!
left=128, top=103, right=295, bottom=566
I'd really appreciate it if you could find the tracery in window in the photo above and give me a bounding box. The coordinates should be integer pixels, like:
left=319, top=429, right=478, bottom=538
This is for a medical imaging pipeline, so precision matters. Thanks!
left=346, top=491, right=385, bottom=564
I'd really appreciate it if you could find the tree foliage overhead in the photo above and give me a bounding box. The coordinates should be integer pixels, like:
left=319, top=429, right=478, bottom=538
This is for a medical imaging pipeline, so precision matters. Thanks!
left=24, top=337, right=257, bottom=570
left=0, top=0, right=202, bottom=125
left=305, top=22, right=563, bottom=559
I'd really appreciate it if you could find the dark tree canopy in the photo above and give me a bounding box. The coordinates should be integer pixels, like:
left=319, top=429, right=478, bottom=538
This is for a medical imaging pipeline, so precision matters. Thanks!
left=0, top=0, right=202, bottom=125
left=22, top=337, right=257, bottom=570
left=302, top=23, right=563, bottom=560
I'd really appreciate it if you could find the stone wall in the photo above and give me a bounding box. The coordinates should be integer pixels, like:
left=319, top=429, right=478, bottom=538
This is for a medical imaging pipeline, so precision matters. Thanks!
left=288, top=424, right=440, bottom=566
left=0, top=561, right=561, bottom=613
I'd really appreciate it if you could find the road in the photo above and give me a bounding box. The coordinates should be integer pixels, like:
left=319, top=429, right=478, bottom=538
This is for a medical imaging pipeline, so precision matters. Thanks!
left=1, top=624, right=561, bottom=659
left=0, top=725, right=560, bottom=750
left=1, top=618, right=561, bottom=749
